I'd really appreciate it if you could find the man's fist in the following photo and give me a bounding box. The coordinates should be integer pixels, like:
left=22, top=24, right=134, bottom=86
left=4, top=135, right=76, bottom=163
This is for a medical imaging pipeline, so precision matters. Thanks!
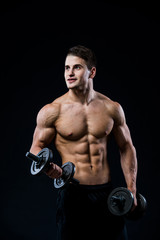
left=45, top=162, right=63, bottom=179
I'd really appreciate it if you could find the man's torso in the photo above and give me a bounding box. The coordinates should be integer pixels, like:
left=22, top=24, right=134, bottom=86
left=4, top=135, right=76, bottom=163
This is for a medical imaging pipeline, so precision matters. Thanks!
left=51, top=91, right=116, bottom=185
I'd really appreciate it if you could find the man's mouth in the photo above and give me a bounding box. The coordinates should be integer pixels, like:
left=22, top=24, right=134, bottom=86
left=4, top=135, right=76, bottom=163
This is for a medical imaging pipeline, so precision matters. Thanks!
left=67, top=78, right=77, bottom=83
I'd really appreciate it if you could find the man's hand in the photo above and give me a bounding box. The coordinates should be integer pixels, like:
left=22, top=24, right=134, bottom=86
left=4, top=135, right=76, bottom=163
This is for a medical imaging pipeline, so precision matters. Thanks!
left=128, top=187, right=137, bottom=211
left=45, top=163, right=63, bottom=179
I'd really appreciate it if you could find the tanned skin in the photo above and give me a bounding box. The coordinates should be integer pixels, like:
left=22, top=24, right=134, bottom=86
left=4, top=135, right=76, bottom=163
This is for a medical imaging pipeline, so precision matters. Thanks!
left=30, top=55, right=137, bottom=206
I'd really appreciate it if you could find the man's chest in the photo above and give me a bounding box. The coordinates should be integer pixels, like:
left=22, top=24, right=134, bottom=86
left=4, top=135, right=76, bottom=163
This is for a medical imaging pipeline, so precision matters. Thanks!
left=55, top=102, right=114, bottom=140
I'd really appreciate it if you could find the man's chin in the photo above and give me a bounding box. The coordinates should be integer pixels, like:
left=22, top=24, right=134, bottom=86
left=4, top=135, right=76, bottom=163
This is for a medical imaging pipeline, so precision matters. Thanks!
left=67, top=84, right=78, bottom=89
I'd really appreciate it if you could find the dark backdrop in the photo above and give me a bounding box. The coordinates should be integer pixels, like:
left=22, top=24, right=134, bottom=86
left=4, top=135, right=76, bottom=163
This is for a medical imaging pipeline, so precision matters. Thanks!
left=1, top=1, right=159, bottom=239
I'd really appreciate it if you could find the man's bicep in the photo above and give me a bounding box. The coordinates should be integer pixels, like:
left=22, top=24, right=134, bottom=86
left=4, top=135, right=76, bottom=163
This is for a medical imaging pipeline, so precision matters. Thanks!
left=113, top=122, right=133, bottom=151
left=30, top=104, right=57, bottom=154
left=112, top=102, right=133, bottom=150
left=32, top=125, right=56, bottom=150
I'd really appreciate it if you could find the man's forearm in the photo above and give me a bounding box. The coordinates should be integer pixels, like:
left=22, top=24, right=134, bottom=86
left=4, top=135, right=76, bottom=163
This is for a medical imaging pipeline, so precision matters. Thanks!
left=120, top=144, right=137, bottom=193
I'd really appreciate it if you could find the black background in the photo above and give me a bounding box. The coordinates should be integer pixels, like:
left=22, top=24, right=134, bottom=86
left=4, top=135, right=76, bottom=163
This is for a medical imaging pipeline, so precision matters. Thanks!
left=1, top=1, right=159, bottom=239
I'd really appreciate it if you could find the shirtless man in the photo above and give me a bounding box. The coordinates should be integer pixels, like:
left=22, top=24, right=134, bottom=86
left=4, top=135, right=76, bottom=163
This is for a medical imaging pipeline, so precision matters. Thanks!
left=30, top=45, right=137, bottom=240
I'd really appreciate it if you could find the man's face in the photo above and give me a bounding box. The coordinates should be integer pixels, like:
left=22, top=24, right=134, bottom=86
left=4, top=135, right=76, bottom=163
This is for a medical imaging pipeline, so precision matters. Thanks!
left=64, top=55, right=91, bottom=90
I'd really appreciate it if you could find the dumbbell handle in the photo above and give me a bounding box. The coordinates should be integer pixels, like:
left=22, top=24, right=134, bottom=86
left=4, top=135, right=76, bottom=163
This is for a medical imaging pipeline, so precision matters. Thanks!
left=26, top=152, right=41, bottom=163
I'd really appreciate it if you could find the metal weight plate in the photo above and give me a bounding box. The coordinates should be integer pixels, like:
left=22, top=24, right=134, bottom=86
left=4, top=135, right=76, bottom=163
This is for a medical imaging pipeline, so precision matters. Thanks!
left=30, top=148, right=52, bottom=175
left=137, top=193, right=147, bottom=212
left=127, top=193, right=147, bottom=220
left=107, top=187, right=134, bottom=216
left=54, top=162, right=75, bottom=188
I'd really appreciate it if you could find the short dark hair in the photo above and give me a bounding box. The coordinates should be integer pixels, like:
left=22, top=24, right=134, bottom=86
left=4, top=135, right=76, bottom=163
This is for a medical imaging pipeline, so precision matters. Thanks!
left=67, top=45, right=97, bottom=70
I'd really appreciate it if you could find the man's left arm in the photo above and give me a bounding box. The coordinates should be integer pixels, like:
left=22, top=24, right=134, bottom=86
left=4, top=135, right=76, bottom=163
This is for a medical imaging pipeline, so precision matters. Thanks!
left=112, top=103, right=138, bottom=206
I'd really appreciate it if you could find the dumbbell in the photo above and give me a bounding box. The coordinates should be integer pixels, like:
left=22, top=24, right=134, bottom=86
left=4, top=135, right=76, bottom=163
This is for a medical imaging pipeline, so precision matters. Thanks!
left=26, top=148, right=79, bottom=188
left=107, top=187, right=147, bottom=220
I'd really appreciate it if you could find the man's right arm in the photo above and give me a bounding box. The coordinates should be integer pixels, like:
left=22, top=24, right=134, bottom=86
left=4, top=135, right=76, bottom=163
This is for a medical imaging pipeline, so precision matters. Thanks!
left=29, top=103, right=62, bottom=178
left=30, top=103, right=57, bottom=154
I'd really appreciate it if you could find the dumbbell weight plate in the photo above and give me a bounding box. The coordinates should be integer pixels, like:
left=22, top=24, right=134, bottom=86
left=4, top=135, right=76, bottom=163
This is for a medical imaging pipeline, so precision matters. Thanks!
left=126, top=193, right=147, bottom=220
left=54, top=162, right=75, bottom=188
left=107, top=187, right=134, bottom=216
left=31, top=148, right=53, bottom=175
left=137, top=193, right=147, bottom=213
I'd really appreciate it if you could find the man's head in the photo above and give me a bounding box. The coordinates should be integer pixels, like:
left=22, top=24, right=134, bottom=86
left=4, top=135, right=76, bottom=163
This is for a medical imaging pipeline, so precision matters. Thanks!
left=67, top=45, right=97, bottom=70
left=64, top=45, right=96, bottom=90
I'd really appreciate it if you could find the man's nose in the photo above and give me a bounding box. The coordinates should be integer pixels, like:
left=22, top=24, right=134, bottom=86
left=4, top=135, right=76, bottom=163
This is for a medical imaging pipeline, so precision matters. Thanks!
left=69, top=68, right=74, bottom=76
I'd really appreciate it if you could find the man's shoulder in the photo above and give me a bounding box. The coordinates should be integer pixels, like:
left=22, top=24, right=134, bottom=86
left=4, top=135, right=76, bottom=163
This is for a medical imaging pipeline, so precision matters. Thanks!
left=41, top=93, right=68, bottom=111
left=96, top=91, right=120, bottom=108
left=95, top=91, right=124, bottom=121
left=37, top=94, right=67, bottom=124
left=53, top=92, right=69, bottom=105
left=39, top=101, right=60, bottom=116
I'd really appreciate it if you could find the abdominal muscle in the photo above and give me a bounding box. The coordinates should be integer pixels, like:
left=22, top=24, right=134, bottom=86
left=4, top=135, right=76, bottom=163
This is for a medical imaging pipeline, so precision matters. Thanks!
left=55, top=134, right=111, bottom=185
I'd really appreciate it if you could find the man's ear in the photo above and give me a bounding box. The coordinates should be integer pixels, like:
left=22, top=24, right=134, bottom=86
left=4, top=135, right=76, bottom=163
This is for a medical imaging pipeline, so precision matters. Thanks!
left=89, top=67, right=96, bottom=79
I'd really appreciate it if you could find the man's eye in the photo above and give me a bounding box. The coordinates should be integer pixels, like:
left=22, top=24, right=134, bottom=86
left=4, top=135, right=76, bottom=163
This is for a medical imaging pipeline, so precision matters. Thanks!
left=75, top=65, right=81, bottom=69
left=65, top=66, right=70, bottom=70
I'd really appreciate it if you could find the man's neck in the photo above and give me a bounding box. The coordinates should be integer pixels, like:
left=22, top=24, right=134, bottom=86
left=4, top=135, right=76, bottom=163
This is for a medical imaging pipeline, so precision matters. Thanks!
left=68, top=79, right=94, bottom=105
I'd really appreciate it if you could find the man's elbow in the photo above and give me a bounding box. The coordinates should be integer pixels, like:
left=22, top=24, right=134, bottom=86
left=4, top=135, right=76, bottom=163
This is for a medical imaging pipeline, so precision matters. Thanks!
left=120, top=142, right=137, bottom=157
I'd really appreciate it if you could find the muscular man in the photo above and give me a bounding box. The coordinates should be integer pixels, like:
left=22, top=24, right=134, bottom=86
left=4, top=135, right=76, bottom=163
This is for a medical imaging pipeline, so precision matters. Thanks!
left=30, top=45, right=137, bottom=240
